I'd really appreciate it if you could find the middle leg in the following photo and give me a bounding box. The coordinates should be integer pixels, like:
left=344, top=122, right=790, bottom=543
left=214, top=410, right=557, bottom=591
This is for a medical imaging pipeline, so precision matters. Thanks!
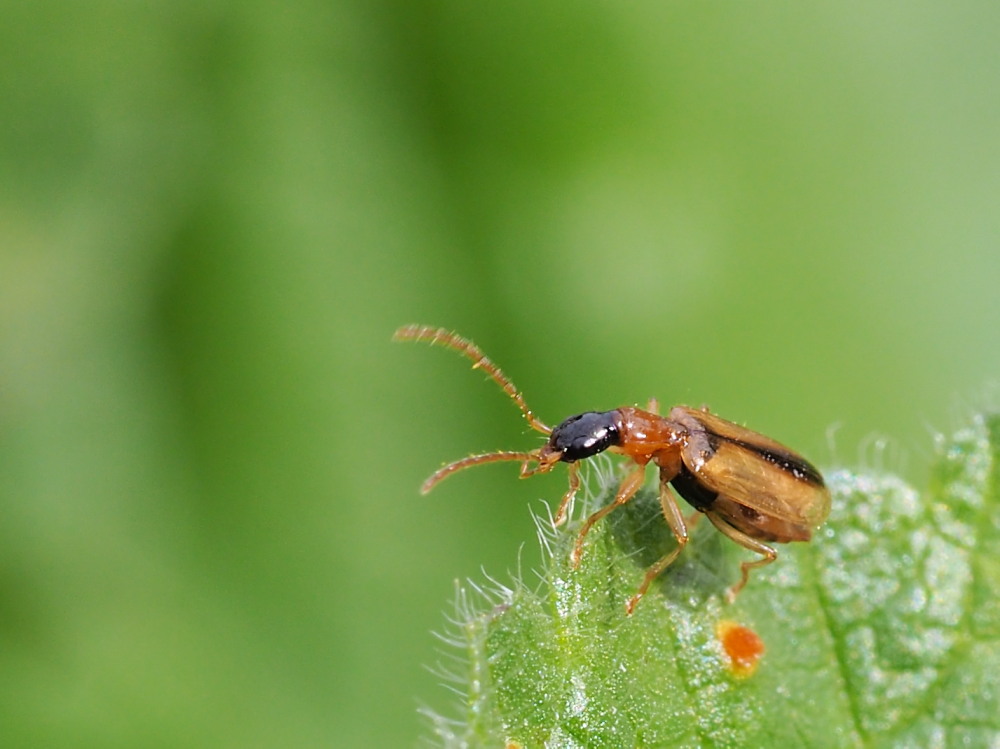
left=626, top=474, right=689, bottom=614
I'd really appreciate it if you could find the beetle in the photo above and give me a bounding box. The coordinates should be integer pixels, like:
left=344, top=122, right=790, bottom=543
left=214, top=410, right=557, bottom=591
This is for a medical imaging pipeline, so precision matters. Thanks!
left=394, top=324, right=831, bottom=613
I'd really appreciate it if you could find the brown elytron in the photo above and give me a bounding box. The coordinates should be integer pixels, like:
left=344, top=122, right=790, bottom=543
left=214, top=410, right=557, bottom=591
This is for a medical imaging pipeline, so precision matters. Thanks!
left=394, top=324, right=831, bottom=613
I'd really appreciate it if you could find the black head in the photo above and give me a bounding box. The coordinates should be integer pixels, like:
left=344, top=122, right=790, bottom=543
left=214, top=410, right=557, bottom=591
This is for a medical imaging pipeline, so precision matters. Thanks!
left=548, top=410, right=623, bottom=463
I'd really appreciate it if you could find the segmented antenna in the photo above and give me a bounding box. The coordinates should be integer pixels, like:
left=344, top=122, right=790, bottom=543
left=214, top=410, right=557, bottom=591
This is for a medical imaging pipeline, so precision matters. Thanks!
left=420, top=450, right=538, bottom=494
left=393, top=324, right=551, bottom=435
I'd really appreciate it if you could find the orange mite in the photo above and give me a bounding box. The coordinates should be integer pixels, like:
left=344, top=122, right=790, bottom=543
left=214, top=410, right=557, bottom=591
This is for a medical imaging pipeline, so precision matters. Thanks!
left=395, top=325, right=831, bottom=613
left=716, top=620, right=765, bottom=677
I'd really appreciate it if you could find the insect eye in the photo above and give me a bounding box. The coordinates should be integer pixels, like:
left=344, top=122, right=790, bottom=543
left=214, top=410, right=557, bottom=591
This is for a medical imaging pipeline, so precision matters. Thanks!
left=550, top=411, right=622, bottom=462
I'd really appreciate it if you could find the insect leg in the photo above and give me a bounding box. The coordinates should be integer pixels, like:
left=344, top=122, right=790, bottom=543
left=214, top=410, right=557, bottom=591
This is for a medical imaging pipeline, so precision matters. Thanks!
left=625, top=477, right=688, bottom=614
left=570, top=462, right=646, bottom=568
left=552, top=462, right=580, bottom=527
left=646, top=397, right=660, bottom=414
left=704, top=512, right=777, bottom=603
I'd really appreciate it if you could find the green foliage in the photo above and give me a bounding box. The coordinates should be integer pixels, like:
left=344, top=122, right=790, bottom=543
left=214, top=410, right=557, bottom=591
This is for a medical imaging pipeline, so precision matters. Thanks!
left=425, top=415, right=1000, bottom=748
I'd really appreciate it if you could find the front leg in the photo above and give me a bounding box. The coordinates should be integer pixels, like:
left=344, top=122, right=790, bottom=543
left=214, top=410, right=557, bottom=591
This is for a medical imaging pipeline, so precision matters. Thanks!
left=552, top=462, right=580, bottom=527
left=570, top=461, right=647, bottom=567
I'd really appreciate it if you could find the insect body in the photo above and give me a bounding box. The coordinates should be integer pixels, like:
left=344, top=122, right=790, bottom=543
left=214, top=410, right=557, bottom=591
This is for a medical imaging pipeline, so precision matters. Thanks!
left=394, top=324, right=831, bottom=613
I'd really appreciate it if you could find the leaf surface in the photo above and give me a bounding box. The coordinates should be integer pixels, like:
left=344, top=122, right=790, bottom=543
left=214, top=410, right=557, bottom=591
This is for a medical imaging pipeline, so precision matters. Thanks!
left=426, top=415, right=1000, bottom=748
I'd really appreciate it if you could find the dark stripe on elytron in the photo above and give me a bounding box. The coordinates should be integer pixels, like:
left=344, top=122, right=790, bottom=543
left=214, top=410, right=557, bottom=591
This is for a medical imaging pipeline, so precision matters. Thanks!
left=697, top=431, right=825, bottom=487
left=731, top=440, right=825, bottom=486
left=670, top=464, right=717, bottom=512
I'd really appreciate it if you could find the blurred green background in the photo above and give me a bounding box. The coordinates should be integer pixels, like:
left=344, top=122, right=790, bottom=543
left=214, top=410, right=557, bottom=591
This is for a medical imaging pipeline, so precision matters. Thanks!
left=3, top=2, right=1000, bottom=746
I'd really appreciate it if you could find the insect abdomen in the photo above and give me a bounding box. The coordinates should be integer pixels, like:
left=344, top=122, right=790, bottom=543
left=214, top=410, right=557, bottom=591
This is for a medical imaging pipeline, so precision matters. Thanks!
left=670, top=464, right=718, bottom=512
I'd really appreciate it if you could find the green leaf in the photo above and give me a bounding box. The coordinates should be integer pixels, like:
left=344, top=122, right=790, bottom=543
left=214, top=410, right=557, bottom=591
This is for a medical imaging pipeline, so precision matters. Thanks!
left=423, top=415, right=1000, bottom=748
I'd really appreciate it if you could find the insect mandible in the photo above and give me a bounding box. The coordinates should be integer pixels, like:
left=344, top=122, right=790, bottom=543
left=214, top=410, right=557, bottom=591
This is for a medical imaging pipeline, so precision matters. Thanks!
left=394, top=324, right=831, bottom=613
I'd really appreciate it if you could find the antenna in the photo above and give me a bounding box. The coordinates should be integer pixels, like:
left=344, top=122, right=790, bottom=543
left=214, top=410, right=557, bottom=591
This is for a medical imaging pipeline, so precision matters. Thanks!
left=420, top=450, right=540, bottom=494
left=393, top=324, right=552, bottom=435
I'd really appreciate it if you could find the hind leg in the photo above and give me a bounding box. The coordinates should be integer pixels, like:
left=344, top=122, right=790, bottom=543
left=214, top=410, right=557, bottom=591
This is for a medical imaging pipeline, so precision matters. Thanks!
left=705, top=512, right=777, bottom=603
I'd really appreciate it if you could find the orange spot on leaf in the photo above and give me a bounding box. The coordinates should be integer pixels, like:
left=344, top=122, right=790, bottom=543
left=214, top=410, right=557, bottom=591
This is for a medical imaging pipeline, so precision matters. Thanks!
left=716, top=619, right=765, bottom=678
